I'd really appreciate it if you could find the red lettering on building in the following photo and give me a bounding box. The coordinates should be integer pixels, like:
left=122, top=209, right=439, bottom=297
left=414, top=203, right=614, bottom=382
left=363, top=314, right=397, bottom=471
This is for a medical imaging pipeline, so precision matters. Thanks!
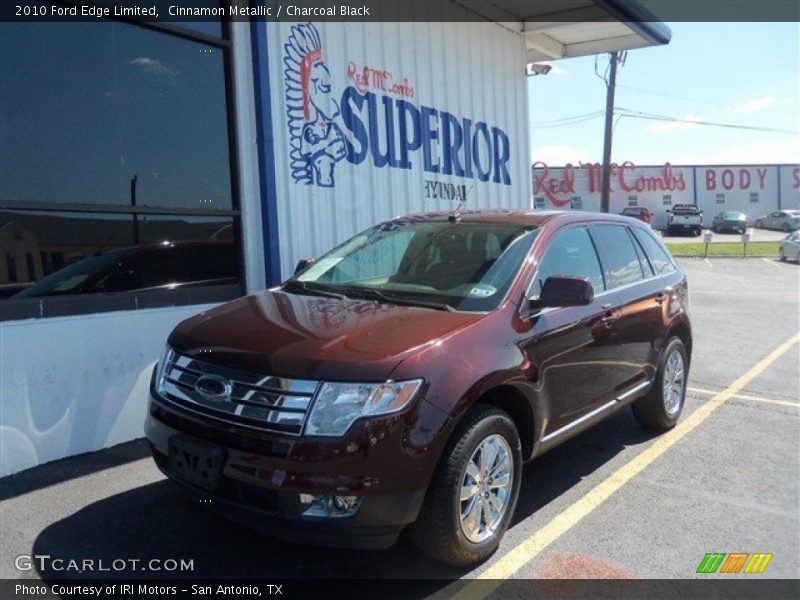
left=757, top=168, right=769, bottom=190
left=706, top=169, right=716, bottom=190
left=346, top=61, right=415, bottom=98
left=793, top=167, right=800, bottom=189
left=532, top=161, right=575, bottom=206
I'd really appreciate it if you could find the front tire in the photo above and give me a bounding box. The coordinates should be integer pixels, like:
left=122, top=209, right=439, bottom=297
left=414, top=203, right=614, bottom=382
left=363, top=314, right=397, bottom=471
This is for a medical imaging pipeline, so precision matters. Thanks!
left=780, top=248, right=786, bottom=261
left=783, top=223, right=791, bottom=232
left=411, top=404, right=522, bottom=567
left=632, top=337, right=688, bottom=430
left=755, top=220, right=763, bottom=229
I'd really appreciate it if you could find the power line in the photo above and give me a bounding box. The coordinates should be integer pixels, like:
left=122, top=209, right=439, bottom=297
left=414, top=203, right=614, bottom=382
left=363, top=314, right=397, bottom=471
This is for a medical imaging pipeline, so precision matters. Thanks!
left=530, top=114, right=604, bottom=129
left=530, top=110, right=604, bottom=125
left=615, top=107, right=798, bottom=134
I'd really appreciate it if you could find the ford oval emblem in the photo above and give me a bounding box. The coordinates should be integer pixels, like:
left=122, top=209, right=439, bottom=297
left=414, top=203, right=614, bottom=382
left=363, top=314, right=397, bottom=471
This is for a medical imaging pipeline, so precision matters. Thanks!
left=194, top=374, right=233, bottom=401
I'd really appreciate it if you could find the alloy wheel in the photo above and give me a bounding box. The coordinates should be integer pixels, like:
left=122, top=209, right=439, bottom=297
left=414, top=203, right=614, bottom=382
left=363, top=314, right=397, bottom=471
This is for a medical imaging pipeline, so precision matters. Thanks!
left=663, top=349, right=685, bottom=416
left=459, top=434, right=513, bottom=543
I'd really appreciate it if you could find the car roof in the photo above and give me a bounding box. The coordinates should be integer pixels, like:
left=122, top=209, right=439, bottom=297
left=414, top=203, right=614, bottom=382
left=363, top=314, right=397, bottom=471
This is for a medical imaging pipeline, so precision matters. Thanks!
left=390, top=209, right=637, bottom=229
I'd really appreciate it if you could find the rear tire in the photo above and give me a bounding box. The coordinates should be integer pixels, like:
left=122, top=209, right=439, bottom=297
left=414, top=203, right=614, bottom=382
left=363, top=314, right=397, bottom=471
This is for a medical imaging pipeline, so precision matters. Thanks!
left=780, top=248, right=786, bottom=261
left=632, top=337, right=688, bottom=431
left=410, top=404, right=522, bottom=567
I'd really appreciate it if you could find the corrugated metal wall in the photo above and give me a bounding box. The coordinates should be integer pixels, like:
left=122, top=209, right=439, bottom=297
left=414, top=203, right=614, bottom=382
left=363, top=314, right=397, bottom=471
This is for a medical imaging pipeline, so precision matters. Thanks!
left=261, top=19, right=530, bottom=279
left=779, top=165, right=800, bottom=209
left=533, top=163, right=800, bottom=228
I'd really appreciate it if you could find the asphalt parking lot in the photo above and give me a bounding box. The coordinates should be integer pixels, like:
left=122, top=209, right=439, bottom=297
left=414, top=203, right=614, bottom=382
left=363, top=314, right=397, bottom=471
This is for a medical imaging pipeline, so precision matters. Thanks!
left=1, top=258, right=798, bottom=588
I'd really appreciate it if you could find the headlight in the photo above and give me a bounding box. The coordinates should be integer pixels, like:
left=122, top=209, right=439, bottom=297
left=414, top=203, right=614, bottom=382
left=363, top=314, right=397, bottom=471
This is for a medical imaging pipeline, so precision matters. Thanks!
left=154, top=345, right=175, bottom=396
left=305, top=379, right=423, bottom=436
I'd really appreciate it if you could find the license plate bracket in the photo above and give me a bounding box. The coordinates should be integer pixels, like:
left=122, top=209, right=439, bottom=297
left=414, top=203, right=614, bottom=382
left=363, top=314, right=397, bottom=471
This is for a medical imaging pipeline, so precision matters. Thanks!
left=168, top=435, right=226, bottom=492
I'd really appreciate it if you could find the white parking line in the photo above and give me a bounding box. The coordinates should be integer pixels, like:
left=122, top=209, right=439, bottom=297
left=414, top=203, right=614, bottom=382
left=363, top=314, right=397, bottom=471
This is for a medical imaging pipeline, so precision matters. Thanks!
left=762, top=258, right=781, bottom=267
left=703, top=257, right=713, bottom=268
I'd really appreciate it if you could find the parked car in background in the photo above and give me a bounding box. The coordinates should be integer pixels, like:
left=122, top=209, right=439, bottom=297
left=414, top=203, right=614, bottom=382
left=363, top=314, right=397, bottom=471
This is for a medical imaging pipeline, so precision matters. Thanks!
left=755, top=210, right=800, bottom=232
left=780, top=231, right=800, bottom=262
left=665, top=204, right=703, bottom=236
left=621, top=206, right=653, bottom=225
left=12, top=240, right=237, bottom=298
left=147, top=210, right=691, bottom=567
left=711, top=211, right=747, bottom=234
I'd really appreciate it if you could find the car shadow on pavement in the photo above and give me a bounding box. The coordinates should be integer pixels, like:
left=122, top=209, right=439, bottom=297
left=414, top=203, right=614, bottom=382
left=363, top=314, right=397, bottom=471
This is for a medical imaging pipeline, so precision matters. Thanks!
left=511, top=407, right=660, bottom=528
left=31, top=408, right=658, bottom=583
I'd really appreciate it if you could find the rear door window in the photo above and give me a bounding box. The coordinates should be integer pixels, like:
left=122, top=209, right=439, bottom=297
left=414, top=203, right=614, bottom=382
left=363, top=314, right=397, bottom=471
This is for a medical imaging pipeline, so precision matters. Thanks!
left=532, top=226, right=605, bottom=296
left=591, top=225, right=646, bottom=289
left=631, top=228, right=676, bottom=276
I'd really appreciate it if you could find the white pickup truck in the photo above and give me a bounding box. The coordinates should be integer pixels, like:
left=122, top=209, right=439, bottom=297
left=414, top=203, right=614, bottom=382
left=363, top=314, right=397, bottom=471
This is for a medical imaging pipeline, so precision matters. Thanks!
left=666, top=204, right=703, bottom=236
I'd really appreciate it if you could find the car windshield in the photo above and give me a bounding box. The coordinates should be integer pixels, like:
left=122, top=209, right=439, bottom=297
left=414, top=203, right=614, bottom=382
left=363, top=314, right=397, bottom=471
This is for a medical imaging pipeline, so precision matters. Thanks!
left=724, top=212, right=744, bottom=218
left=13, top=248, right=130, bottom=298
left=289, top=220, right=538, bottom=312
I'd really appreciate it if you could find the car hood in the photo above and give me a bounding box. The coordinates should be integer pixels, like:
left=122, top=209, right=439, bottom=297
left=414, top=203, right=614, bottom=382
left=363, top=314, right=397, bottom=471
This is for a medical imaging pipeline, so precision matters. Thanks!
left=168, top=290, right=483, bottom=381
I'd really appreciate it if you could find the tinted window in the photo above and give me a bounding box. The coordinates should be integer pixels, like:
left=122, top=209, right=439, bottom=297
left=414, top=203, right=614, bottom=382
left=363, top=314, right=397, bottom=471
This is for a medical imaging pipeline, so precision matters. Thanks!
left=1, top=19, right=232, bottom=211
left=532, top=227, right=605, bottom=296
left=631, top=228, right=676, bottom=276
left=592, top=225, right=645, bottom=289
left=6, top=212, right=237, bottom=298
left=0, top=15, right=241, bottom=315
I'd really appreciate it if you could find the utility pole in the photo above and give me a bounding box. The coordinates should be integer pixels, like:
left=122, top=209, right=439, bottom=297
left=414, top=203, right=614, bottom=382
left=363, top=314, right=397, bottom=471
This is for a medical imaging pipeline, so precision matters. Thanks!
left=600, top=51, right=619, bottom=213
left=130, top=174, right=139, bottom=245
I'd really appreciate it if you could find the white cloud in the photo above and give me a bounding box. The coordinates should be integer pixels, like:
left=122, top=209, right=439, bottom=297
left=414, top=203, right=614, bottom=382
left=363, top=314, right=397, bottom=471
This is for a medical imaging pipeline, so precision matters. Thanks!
left=646, top=115, right=700, bottom=133
left=531, top=144, right=595, bottom=166
left=128, top=57, right=179, bottom=77
left=733, top=95, right=776, bottom=113
left=705, top=138, right=800, bottom=164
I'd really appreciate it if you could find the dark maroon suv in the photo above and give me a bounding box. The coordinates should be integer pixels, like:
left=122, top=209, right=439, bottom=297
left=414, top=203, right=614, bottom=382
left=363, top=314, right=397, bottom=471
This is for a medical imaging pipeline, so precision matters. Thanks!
left=146, top=210, right=691, bottom=566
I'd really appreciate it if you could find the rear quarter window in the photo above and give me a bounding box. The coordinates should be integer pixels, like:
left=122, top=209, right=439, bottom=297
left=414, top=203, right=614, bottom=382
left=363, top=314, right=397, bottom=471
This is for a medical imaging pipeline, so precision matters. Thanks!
left=591, top=225, right=646, bottom=289
left=631, top=228, right=676, bottom=276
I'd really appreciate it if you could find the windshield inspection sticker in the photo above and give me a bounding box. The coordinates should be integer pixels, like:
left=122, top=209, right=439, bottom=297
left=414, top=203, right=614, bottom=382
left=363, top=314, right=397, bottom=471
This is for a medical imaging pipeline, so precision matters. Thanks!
left=469, top=284, right=497, bottom=298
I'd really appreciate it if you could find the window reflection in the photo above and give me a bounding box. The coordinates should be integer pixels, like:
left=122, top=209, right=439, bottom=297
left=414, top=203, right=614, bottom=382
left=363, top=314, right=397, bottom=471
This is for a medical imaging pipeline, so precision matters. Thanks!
left=0, top=211, right=237, bottom=299
left=0, top=18, right=232, bottom=211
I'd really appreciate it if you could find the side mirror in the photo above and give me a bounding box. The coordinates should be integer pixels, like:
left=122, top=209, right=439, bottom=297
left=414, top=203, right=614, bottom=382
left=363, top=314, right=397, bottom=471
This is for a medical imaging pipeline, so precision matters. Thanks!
left=294, top=258, right=315, bottom=275
left=537, top=276, right=594, bottom=308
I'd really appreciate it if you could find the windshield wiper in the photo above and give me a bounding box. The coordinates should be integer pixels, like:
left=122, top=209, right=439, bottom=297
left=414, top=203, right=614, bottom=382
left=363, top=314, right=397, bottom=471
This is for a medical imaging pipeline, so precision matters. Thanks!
left=331, top=285, right=456, bottom=312
left=283, top=280, right=347, bottom=300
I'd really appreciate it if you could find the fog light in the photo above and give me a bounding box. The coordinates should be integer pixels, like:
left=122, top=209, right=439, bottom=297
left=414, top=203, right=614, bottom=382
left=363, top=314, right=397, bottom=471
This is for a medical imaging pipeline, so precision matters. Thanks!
left=300, top=494, right=362, bottom=518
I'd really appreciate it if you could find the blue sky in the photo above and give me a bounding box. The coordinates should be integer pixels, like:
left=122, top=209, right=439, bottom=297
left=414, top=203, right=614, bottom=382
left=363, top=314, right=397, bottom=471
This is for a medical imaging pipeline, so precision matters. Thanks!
left=528, top=22, right=800, bottom=166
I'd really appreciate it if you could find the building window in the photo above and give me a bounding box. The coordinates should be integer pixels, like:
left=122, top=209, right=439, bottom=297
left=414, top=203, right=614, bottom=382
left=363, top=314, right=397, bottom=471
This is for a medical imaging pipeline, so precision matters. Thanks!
left=716, top=193, right=726, bottom=204
left=0, top=12, right=242, bottom=318
left=662, top=194, right=672, bottom=206
left=750, top=192, right=759, bottom=203
left=628, top=195, right=638, bottom=207
left=534, top=197, right=546, bottom=209
left=571, top=196, right=583, bottom=210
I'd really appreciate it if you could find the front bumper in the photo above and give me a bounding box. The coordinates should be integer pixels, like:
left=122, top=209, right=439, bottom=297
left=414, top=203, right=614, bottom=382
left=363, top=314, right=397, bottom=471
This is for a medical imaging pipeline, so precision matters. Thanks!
left=145, top=396, right=431, bottom=549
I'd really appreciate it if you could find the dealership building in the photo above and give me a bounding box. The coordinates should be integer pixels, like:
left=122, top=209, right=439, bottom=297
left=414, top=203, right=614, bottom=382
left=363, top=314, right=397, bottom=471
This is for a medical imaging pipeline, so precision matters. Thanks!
left=0, top=2, right=673, bottom=475
left=533, top=162, right=800, bottom=229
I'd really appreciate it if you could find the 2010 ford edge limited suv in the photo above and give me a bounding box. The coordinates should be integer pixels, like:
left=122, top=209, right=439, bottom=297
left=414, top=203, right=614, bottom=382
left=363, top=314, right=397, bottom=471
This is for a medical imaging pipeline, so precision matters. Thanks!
left=146, top=210, right=691, bottom=566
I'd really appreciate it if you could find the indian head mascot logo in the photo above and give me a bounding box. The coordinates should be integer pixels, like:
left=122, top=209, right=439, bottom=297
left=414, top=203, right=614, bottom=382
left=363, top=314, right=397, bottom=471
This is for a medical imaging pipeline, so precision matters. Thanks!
left=283, top=23, right=346, bottom=188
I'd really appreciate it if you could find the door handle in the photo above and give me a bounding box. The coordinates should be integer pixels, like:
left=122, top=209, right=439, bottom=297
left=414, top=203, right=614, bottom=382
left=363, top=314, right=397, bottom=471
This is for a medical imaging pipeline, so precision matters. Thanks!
left=655, top=292, right=668, bottom=304
left=600, top=310, right=620, bottom=328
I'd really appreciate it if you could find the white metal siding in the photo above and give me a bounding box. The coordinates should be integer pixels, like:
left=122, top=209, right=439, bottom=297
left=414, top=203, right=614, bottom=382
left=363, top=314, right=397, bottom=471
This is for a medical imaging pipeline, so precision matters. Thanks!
left=263, top=20, right=530, bottom=279
left=696, top=166, right=778, bottom=226
left=779, top=165, right=800, bottom=210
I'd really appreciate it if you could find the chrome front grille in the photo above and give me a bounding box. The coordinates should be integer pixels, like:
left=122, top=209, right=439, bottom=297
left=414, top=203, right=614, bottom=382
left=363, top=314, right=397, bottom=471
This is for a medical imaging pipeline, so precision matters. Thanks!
left=157, top=351, right=319, bottom=435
